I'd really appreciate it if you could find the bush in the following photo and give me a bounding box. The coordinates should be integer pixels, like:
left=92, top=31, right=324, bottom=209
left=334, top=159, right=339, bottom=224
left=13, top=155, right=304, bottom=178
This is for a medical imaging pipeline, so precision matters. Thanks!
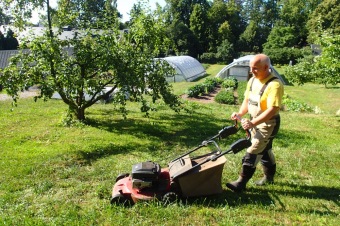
left=186, top=77, right=223, bottom=98
left=186, top=84, right=205, bottom=97
left=203, top=82, right=215, bottom=93
left=204, top=77, right=220, bottom=87
left=282, top=94, right=313, bottom=112
left=215, top=90, right=235, bottom=104
left=222, top=77, right=238, bottom=90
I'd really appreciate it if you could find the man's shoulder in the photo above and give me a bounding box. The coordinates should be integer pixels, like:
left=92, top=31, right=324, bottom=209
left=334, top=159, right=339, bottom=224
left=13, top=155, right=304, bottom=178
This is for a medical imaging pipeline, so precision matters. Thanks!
left=267, top=74, right=283, bottom=87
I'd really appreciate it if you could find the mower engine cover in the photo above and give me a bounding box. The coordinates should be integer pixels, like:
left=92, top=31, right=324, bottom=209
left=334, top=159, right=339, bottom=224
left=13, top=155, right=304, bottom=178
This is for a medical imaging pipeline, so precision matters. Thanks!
left=131, top=161, right=161, bottom=189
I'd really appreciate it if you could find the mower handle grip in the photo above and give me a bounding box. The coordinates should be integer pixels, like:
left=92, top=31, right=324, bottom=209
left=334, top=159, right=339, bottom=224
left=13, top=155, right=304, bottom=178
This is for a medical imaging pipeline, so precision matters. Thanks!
left=233, top=118, right=252, bottom=140
left=210, top=138, right=251, bottom=161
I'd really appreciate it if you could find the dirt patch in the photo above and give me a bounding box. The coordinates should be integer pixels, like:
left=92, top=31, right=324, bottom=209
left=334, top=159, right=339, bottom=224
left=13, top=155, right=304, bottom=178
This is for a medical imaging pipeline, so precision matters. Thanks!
left=181, top=87, right=222, bottom=104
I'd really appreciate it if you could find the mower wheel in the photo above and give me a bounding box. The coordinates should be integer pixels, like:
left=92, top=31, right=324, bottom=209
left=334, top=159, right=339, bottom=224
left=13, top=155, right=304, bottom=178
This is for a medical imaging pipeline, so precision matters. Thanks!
left=110, top=193, right=131, bottom=206
left=162, top=192, right=179, bottom=205
left=115, top=173, right=129, bottom=182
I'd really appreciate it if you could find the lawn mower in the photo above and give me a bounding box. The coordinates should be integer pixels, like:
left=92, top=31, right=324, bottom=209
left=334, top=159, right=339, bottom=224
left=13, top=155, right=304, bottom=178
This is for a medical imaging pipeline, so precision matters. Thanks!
left=110, top=121, right=251, bottom=205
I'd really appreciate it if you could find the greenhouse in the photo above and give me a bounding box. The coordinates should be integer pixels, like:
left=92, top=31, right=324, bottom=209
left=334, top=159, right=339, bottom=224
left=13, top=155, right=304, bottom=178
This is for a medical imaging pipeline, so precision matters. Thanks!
left=216, top=55, right=286, bottom=84
left=162, top=56, right=206, bottom=82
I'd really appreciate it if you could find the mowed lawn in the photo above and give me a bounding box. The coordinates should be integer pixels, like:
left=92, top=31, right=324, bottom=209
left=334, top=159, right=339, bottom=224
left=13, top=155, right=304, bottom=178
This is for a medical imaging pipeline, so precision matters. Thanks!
left=0, top=65, right=339, bottom=225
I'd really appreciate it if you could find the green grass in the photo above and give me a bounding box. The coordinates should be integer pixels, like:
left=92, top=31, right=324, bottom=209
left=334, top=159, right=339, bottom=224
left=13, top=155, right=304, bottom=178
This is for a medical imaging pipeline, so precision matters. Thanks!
left=0, top=65, right=339, bottom=225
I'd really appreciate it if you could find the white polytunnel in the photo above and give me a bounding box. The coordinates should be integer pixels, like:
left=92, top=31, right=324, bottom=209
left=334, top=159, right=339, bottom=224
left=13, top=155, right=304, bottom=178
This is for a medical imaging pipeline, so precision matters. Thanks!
left=216, top=55, right=286, bottom=84
left=162, top=56, right=206, bottom=82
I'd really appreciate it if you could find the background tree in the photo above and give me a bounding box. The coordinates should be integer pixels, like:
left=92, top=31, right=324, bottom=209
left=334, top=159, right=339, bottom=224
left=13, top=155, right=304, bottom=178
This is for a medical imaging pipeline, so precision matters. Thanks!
left=166, top=0, right=210, bottom=27
left=307, top=0, right=340, bottom=43
left=0, top=5, right=11, bottom=25
left=263, top=25, right=304, bottom=64
left=164, top=0, right=210, bottom=57
left=190, top=3, right=209, bottom=55
left=285, top=31, right=340, bottom=87
left=1, top=1, right=181, bottom=121
left=55, top=0, right=119, bottom=29
left=312, top=32, right=340, bottom=86
left=206, top=0, right=228, bottom=53
left=262, top=0, right=322, bottom=63
left=277, top=0, right=316, bottom=48
left=167, top=19, right=198, bottom=56
left=237, top=0, right=276, bottom=53
left=216, top=39, right=235, bottom=63
left=238, top=20, right=260, bottom=53
left=200, top=0, right=242, bottom=63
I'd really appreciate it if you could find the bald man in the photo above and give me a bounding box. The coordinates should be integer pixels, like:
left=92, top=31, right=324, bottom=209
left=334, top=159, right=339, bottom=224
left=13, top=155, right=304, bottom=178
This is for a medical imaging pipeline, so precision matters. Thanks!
left=227, top=54, right=284, bottom=192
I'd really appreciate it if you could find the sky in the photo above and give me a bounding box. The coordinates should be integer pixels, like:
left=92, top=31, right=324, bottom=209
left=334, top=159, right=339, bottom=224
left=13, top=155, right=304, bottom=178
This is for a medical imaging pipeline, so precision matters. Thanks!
left=31, top=0, right=166, bottom=24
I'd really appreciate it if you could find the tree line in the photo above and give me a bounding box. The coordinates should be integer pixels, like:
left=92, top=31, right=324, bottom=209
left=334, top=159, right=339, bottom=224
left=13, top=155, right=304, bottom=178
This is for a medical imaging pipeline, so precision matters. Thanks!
left=1, top=0, right=339, bottom=64
left=0, top=0, right=338, bottom=122
left=163, top=0, right=338, bottom=65
left=121, top=0, right=338, bottom=65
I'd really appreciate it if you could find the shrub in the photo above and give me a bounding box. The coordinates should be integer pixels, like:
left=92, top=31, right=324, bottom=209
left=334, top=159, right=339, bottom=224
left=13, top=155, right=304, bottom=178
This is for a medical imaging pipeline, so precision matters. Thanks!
left=187, top=84, right=205, bottom=97
left=215, top=90, right=235, bottom=104
left=282, top=94, right=313, bottom=112
left=187, top=77, right=223, bottom=98
left=204, top=77, right=220, bottom=87
left=222, top=77, right=238, bottom=90
left=203, top=82, right=215, bottom=93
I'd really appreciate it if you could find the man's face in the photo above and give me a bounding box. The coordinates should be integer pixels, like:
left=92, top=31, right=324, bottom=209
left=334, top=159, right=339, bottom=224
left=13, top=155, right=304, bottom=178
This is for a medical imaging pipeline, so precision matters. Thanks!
left=249, top=60, right=267, bottom=78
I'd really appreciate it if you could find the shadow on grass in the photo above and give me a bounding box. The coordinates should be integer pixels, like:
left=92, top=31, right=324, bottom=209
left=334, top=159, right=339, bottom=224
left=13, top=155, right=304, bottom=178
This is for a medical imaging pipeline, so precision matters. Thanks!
left=184, top=189, right=274, bottom=207
left=74, top=143, right=136, bottom=166
left=75, top=108, right=236, bottom=165
left=85, top=108, right=228, bottom=143
left=273, top=182, right=340, bottom=205
left=183, top=183, right=339, bottom=216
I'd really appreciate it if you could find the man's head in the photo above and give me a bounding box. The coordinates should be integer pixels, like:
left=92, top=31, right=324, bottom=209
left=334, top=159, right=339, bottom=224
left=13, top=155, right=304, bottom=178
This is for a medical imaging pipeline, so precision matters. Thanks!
left=249, top=54, right=271, bottom=80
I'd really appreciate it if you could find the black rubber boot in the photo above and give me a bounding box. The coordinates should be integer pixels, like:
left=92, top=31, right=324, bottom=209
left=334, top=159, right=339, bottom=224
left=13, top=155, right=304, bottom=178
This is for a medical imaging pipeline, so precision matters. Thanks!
left=226, top=165, right=256, bottom=192
left=254, top=164, right=276, bottom=186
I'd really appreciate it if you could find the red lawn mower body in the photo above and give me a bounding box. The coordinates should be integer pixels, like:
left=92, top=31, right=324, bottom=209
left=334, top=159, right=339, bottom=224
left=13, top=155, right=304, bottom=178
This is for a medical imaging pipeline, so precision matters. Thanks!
left=110, top=122, right=251, bottom=205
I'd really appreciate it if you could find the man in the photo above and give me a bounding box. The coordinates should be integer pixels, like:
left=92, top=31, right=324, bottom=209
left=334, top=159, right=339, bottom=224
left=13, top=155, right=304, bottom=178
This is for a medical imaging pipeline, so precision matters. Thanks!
left=226, top=54, right=284, bottom=192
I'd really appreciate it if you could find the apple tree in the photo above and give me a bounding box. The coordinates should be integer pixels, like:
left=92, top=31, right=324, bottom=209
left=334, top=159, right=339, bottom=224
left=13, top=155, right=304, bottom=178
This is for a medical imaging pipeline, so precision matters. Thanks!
left=1, top=0, right=181, bottom=121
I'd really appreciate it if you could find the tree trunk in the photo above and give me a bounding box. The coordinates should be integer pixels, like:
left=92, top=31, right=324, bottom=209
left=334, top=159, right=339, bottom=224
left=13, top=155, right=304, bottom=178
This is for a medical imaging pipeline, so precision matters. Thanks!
left=69, top=106, right=86, bottom=121
left=77, top=108, right=86, bottom=121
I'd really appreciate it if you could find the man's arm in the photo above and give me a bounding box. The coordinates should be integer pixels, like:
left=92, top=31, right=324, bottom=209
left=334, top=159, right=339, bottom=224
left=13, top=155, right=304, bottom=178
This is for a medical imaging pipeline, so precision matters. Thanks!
left=231, top=98, right=249, bottom=120
left=250, top=106, right=279, bottom=126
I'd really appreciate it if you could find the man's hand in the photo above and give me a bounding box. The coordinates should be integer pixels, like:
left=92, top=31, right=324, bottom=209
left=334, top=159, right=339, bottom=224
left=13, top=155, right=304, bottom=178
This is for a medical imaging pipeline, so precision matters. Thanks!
left=241, top=118, right=255, bottom=130
left=231, top=112, right=242, bottom=121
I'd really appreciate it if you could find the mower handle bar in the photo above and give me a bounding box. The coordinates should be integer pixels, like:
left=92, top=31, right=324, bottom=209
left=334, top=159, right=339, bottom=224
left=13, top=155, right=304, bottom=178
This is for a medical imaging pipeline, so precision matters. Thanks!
left=170, top=120, right=250, bottom=164
left=201, top=140, right=222, bottom=153
left=171, top=138, right=252, bottom=179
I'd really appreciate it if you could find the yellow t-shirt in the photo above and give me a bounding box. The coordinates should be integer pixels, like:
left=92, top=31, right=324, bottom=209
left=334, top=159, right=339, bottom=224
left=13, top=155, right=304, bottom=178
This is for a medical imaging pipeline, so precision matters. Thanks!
left=244, top=75, right=284, bottom=112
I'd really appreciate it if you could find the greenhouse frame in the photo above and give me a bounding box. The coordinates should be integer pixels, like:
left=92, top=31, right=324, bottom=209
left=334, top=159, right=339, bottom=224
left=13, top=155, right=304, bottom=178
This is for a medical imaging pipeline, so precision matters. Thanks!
left=162, top=56, right=206, bottom=82
left=216, top=55, right=286, bottom=84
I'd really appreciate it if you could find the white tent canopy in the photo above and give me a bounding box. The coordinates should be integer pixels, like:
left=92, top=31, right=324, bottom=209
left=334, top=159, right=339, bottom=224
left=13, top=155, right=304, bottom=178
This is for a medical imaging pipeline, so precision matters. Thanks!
left=162, top=56, right=206, bottom=82
left=216, top=55, right=286, bottom=84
